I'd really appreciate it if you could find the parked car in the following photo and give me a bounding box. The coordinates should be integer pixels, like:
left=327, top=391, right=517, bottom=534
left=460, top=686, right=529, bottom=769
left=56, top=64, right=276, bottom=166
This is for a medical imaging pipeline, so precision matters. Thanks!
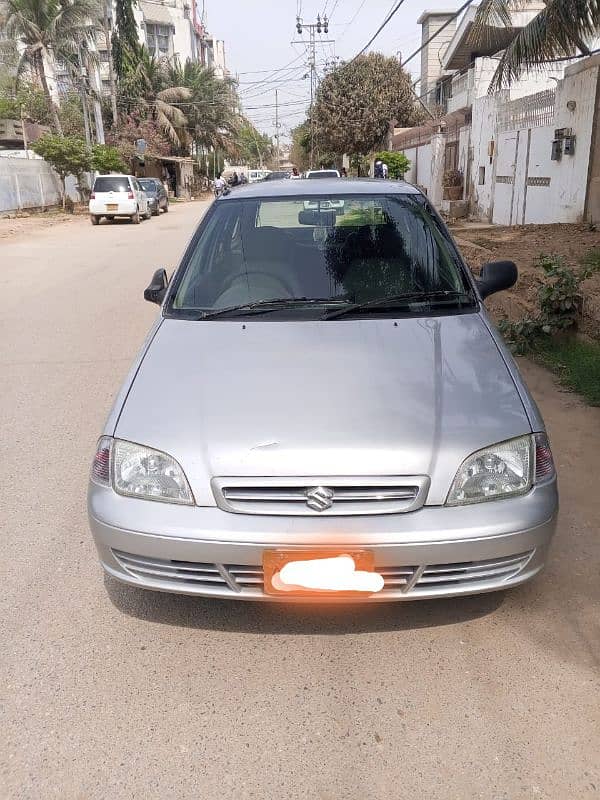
left=89, top=174, right=150, bottom=225
left=263, top=171, right=291, bottom=181
left=248, top=169, right=271, bottom=183
left=89, top=179, right=558, bottom=602
left=305, top=169, right=341, bottom=179
left=138, top=178, right=169, bottom=216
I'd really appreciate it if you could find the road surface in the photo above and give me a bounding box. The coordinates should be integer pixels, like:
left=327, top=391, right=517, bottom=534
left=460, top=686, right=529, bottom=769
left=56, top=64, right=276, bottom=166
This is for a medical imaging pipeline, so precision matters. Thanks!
left=2, top=202, right=599, bottom=799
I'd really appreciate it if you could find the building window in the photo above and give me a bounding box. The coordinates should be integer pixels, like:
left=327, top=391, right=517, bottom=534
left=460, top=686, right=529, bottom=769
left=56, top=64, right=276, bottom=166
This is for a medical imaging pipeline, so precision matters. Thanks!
left=99, top=49, right=110, bottom=62
left=146, top=23, right=171, bottom=57
left=478, top=166, right=486, bottom=185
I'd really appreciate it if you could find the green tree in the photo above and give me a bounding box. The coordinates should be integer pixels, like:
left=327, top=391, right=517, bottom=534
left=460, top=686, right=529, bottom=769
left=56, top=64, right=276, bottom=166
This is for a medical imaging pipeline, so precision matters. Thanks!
left=4, top=0, right=102, bottom=133
left=165, top=59, right=239, bottom=153
left=120, top=48, right=190, bottom=149
left=58, top=91, right=85, bottom=135
left=374, top=151, right=411, bottom=179
left=31, top=133, right=91, bottom=207
left=472, top=0, right=600, bottom=92
left=91, top=143, right=126, bottom=172
left=233, top=120, right=273, bottom=167
left=310, top=53, right=423, bottom=165
left=111, top=0, right=140, bottom=79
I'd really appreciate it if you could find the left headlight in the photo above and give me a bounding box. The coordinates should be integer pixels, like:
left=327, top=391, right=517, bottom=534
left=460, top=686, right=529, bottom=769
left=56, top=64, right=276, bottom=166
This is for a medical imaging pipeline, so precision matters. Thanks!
left=446, top=435, right=535, bottom=506
left=91, top=437, right=194, bottom=505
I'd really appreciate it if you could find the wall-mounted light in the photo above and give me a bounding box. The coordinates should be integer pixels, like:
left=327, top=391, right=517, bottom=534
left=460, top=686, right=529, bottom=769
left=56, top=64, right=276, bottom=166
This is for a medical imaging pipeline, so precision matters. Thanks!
left=567, top=100, right=577, bottom=112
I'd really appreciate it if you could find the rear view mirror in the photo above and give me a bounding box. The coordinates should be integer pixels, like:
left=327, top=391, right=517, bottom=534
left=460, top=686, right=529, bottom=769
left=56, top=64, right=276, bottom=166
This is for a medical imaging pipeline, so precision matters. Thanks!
left=298, top=209, right=337, bottom=227
left=144, top=268, right=168, bottom=304
left=477, top=260, right=518, bottom=299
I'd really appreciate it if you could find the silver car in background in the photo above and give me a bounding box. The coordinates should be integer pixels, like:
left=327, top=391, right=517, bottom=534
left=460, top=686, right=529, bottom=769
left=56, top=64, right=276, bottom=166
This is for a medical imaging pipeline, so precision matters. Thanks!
left=88, top=180, right=558, bottom=602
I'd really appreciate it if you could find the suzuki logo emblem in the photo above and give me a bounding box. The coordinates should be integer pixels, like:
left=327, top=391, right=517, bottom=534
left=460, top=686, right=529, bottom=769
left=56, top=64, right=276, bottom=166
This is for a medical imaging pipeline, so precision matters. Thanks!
left=304, top=486, right=334, bottom=512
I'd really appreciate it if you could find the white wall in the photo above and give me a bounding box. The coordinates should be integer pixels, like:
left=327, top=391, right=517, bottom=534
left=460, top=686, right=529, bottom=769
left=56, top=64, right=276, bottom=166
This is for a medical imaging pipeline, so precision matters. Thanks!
left=417, top=144, right=432, bottom=193
left=0, top=158, right=63, bottom=212
left=468, top=95, right=498, bottom=220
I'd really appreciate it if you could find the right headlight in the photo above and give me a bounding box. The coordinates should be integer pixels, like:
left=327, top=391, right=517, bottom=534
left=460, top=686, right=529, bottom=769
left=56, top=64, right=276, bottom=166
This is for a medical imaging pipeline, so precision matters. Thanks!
left=91, top=437, right=194, bottom=505
left=446, top=434, right=554, bottom=506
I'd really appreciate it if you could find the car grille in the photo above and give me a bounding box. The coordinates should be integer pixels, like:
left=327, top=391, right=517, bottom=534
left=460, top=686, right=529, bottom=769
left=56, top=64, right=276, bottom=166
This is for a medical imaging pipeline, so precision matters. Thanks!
left=112, top=550, right=534, bottom=597
left=211, top=476, right=430, bottom=516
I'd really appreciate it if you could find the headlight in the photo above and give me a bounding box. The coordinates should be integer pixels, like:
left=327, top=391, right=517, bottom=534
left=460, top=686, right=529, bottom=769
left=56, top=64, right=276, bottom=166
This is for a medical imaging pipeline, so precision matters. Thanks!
left=446, top=435, right=534, bottom=506
left=91, top=437, right=194, bottom=505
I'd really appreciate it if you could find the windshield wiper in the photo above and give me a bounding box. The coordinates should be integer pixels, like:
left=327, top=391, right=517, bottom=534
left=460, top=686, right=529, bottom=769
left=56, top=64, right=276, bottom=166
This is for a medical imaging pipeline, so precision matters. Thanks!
left=322, top=290, right=474, bottom=320
left=199, top=297, right=350, bottom=319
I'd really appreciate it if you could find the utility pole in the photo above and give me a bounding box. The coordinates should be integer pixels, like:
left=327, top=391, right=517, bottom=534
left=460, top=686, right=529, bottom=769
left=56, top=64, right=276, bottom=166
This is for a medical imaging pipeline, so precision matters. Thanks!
left=20, top=104, right=29, bottom=158
left=274, top=89, right=280, bottom=167
left=293, top=13, right=334, bottom=169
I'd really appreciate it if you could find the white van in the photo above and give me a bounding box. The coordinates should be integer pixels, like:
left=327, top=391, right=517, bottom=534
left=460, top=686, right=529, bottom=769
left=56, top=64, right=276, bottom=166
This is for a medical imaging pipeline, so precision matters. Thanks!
left=89, top=174, right=150, bottom=225
left=248, top=169, right=271, bottom=184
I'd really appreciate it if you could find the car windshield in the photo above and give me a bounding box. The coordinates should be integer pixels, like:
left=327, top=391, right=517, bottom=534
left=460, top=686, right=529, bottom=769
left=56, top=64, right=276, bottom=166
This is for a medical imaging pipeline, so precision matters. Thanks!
left=139, top=180, right=157, bottom=192
left=169, top=195, right=474, bottom=319
left=308, top=171, right=338, bottom=179
left=93, top=177, right=130, bottom=192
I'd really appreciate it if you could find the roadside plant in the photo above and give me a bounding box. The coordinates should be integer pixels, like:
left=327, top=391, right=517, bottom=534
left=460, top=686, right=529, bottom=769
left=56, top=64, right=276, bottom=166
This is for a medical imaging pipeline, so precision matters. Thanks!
left=499, top=253, right=600, bottom=353
left=30, top=133, right=91, bottom=208
left=374, top=151, right=411, bottom=179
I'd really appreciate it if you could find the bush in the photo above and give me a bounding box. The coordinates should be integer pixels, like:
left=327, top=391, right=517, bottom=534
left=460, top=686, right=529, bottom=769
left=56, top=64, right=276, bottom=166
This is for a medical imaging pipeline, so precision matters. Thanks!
left=499, top=253, right=600, bottom=354
left=373, top=151, right=411, bottom=179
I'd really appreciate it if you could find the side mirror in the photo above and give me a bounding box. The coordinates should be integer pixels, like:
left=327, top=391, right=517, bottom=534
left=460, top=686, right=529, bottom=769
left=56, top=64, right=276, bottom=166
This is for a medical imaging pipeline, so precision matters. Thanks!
left=477, top=260, right=518, bottom=299
left=144, top=268, right=168, bottom=304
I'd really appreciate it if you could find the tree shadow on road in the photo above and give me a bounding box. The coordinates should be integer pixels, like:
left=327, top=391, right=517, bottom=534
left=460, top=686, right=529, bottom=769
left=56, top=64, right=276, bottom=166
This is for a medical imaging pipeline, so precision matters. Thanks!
left=105, top=575, right=504, bottom=635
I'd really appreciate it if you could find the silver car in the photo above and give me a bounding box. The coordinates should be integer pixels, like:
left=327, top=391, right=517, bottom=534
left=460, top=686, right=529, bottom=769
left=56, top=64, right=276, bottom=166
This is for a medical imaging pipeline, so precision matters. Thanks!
left=88, top=180, right=558, bottom=602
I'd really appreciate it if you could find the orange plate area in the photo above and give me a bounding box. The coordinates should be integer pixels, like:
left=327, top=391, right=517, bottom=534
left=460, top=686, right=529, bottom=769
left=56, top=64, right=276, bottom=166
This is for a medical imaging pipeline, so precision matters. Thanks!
left=263, top=550, right=379, bottom=597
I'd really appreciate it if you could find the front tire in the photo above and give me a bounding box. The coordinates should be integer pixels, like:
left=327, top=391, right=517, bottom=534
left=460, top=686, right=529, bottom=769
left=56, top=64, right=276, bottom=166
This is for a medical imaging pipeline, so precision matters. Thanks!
left=90, top=214, right=100, bottom=225
left=152, top=205, right=159, bottom=216
left=163, top=201, right=169, bottom=213
left=131, top=209, right=140, bottom=225
left=143, top=206, right=152, bottom=220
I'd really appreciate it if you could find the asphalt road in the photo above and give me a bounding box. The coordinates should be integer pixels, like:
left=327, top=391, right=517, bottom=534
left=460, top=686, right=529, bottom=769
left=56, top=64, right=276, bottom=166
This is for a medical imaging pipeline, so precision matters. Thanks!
left=2, top=201, right=599, bottom=799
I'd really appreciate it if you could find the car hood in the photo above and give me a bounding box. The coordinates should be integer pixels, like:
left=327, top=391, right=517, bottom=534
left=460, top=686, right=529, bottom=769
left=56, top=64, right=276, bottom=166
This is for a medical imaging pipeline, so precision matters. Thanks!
left=114, top=315, right=531, bottom=505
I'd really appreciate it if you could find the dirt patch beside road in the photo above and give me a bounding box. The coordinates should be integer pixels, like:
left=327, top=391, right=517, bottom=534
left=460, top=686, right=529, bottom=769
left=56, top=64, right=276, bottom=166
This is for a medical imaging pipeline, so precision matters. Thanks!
left=0, top=210, right=81, bottom=241
left=451, top=222, right=600, bottom=338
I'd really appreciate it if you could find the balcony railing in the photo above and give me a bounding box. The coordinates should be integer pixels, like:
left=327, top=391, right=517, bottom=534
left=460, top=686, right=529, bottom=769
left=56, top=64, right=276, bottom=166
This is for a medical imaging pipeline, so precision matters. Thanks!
left=447, top=67, right=475, bottom=113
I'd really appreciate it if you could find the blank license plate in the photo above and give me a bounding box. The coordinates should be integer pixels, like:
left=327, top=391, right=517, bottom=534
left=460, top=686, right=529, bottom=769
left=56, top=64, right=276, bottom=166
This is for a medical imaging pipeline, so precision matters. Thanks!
left=263, top=550, right=383, bottom=597
left=105, top=204, right=118, bottom=211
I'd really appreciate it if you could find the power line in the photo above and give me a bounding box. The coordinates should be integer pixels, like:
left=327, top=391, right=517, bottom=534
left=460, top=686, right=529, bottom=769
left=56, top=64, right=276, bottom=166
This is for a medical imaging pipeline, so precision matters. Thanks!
left=352, top=0, right=408, bottom=61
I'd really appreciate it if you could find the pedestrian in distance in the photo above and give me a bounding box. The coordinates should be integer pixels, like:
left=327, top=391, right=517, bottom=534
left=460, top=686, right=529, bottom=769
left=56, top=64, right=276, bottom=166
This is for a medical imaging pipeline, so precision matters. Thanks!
left=382, top=162, right=389, bottom=179
left=290, top=167, right=301, bottom=179
left=230, top=172, right=240, bottom=187
left=374, top=160, right=384, bottom=179
left=213, top=174, right=226, bottom=197
left=340, top=167, right=348, bottom=178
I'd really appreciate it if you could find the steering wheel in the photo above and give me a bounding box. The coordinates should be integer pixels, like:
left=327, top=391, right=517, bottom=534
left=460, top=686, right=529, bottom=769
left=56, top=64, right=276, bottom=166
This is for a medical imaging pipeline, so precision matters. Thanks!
left=216, top=269, right=297, bottom=303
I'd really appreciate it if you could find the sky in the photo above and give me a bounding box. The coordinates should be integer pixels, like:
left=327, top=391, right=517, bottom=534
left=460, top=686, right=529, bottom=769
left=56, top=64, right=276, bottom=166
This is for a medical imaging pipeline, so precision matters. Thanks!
left=203, top=0, right=464, bottom=142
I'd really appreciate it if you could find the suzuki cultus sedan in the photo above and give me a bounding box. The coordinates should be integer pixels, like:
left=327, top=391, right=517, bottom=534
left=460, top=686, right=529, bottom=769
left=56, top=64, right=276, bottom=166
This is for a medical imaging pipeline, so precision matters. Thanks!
left=88, top=179, right=558, bottom=601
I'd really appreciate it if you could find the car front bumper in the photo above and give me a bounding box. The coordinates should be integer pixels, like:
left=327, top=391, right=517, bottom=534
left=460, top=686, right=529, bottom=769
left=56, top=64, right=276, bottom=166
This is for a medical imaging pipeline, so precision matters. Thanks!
left=88, top=481, right=558, bottom=602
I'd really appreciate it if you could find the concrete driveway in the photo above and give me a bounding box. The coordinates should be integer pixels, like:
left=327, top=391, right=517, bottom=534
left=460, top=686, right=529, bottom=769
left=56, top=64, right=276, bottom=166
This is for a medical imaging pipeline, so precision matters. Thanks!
left=1, top=202, right=599, bottom=799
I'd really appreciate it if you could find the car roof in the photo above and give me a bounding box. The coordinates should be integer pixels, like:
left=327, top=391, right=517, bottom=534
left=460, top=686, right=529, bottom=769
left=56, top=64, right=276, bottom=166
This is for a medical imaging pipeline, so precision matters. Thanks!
left=95, top=173, right=133, bottom=178
left=218, top=178, right=421, bottom=199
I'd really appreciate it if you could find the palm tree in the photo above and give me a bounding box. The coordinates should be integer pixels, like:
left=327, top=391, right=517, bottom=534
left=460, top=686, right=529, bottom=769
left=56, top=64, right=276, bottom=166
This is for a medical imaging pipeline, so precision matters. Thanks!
left=120, top=48, right=191, bottom=150
left=5, top=0, right=101, bottom=133
left=472, top=0, right=600, bottom=92
left=165, top=59, right=239, bottom=153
